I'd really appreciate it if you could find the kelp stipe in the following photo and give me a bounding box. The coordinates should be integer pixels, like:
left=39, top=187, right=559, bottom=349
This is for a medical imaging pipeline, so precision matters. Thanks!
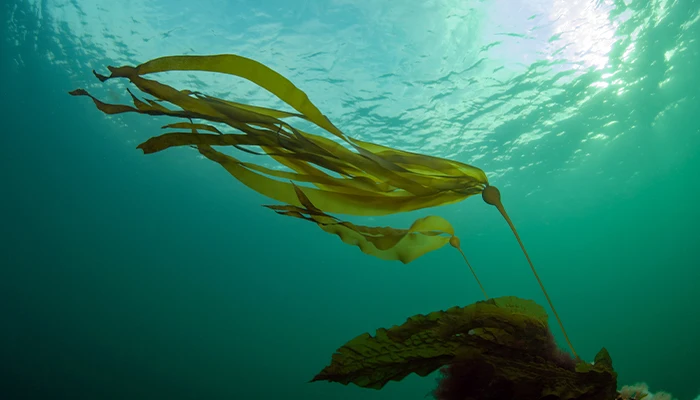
left=449, top=236, right=488, bottom=300
left=482, top=185, right=578, bottom=360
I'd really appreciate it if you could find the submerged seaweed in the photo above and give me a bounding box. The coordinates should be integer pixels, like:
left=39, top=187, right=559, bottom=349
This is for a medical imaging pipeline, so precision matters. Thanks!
left=311, top=296, right=616, bottom=399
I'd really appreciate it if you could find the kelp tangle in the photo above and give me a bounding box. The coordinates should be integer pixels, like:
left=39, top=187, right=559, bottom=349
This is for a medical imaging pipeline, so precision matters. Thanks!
left=70, top=53, right=575, bottom=358
left=312, top=296, right=617, bottom=400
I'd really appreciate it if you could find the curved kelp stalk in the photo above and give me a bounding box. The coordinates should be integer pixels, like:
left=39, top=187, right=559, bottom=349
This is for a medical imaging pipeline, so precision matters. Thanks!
left=70, top=53, right=576, bottom=359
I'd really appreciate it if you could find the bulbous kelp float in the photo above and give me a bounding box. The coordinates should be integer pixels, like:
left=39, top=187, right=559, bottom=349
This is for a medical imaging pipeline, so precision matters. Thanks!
left=71, top=54, right=617, bottom=398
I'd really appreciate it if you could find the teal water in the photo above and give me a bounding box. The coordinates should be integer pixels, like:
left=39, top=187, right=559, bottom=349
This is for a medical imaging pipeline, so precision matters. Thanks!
left=2, top=0, right=699, bottom=399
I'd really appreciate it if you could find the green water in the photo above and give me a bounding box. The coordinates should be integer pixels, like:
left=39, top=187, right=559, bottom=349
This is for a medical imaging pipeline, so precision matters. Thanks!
left=2, top=0, right=699, bottom=399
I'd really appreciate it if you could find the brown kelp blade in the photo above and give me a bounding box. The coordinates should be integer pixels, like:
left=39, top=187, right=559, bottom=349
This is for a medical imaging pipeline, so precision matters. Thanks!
left=69, top=54, right=490, bottom=217
left=482, top=185, right=579, bottom=360
left=264, top=184, right=455, bottom=264
left=311, top=296, right=616, bottom=397
left=265, top=184, right=489, bottom=296
left=193, top=143, right=468, bottom=216
left=70, top=53, right=491, bottom=292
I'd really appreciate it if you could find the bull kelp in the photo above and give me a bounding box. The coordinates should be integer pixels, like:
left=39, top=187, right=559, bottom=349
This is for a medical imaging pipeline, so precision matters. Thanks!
left=70, top=53, right=578, bottom=364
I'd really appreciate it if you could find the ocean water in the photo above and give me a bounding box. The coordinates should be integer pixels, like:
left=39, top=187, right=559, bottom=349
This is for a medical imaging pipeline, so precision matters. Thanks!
left=2, top=0, right=699, bottom=399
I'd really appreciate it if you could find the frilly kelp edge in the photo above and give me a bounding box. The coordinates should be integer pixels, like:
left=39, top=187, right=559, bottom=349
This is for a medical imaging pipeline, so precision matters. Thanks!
left=312, top=296, right=618, bottom=400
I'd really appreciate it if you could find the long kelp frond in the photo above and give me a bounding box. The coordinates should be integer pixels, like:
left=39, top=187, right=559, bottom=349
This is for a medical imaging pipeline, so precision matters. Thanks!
left=69, top=54, right=489, bottom=217
left=265, top=183, right=455, bottom=264
left=262, top=183, right=488, bottom=299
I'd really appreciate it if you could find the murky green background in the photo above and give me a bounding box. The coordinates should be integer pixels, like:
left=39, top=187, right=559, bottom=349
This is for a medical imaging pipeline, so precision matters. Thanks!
left=2, top=0, right=699, bottom=399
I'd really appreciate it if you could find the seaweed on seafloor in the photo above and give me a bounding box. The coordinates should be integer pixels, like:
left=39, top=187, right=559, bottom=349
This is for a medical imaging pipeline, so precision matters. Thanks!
left=311, top=296, right=617, bottom=400
left=617, top=383, right=679, bottom=400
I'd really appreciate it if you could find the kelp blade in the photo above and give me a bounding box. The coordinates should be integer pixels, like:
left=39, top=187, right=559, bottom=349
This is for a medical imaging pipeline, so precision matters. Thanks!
left=196, top=144, right=469, bottom=216
left=264, top=184, right=455, bottom=263
left=70, top=53, right=490, bottom=217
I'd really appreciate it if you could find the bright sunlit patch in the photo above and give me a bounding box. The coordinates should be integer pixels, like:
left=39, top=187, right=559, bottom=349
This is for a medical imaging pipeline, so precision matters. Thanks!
left=681, top=9, right=700, bottom=30
left=658, top=76, right=672, bottom=88
left=664, top=49, right=676, bottom=62
left=588, top=133, right=608, bottom=141
left=651, top=0, right=672, bottom=27
left=546, top=0, right=617, bottom=71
